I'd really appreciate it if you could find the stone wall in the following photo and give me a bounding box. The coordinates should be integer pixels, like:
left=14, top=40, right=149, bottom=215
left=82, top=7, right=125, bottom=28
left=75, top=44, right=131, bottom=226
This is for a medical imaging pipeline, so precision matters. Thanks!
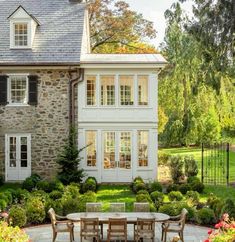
left=0, top=70, right=70, bottom=180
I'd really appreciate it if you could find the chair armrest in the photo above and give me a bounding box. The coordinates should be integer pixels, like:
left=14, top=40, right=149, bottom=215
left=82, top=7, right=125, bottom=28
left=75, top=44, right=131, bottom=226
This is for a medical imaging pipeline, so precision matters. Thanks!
left=55, top=214, right=67, bottom=220
left=169, top=214, right=181, bottom=220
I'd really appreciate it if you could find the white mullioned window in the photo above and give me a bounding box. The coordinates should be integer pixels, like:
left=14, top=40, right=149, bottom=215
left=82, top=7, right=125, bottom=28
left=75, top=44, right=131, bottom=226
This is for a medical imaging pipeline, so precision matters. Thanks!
left=100, top=75, right=115, bottom=106
left=119, top=75, right=134, bottom=106
left=14, top=23, right=28, bottom=47
left=119, top=132, right=131, bottom=169
left=86, top=131, right=97, bottom=167
left=86, top=76, right=96, bottom=106
left=138, top=75, right=148, bottom=105
left=8, top=75, right=28, bottom=104
left=138, top=131, right=149, bottom=167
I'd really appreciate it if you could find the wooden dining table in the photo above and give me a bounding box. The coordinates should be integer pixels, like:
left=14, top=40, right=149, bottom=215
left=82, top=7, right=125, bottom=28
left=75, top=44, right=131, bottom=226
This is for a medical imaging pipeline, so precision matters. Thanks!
left=67, top=212, right=170, bottom=224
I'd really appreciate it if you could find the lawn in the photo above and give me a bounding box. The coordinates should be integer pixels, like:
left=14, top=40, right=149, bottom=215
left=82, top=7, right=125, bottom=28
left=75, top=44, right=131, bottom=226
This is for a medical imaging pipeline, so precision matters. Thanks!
left=96, top=185, right=136, bottom=212
left=160, top=147, right=235, bottom=183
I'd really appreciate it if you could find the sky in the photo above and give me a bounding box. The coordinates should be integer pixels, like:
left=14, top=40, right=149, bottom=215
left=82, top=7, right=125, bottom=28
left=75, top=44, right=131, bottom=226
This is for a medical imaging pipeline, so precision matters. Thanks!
left=123, top=0, right=194, bottom=48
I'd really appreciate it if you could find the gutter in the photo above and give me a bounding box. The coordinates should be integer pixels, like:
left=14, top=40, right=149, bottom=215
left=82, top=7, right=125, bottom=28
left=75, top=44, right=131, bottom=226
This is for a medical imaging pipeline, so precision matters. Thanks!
left=69, top=68, right=85, bottom=126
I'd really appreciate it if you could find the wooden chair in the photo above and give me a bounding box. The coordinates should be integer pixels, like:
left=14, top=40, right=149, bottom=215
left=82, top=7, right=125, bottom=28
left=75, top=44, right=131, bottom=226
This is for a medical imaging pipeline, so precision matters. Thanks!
left=80, top=217, right=100, bottom=242
left=107, top=218, right=127, bottom=242
left=133, top=202, right=150, bottom=212
left=48, top=208, right=74, bottom=242
left=161, top=208, right=188, bottom=242
left=86, top=203, right=103, bottom=238
left=134, top=218, right=155, bottom=242
left=109, top=202, right=125, bottom=212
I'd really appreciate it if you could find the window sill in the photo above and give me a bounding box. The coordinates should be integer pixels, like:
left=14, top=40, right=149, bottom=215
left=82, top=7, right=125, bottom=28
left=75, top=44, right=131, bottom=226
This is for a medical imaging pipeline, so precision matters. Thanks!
left=83, top=106, right=152, bottom=109
left=137, top=168, right=152, bottom=171
left=84, top=167, right=98, bottom=171
left=6, top=104, right=30, bottom=107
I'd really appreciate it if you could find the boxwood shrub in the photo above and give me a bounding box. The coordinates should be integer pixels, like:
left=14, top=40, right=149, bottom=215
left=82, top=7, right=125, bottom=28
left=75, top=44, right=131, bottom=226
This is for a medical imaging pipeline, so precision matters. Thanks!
left=178, top=183, right=191, bottom=195
left=168, top=191, right=183, bottom=201
left=136, top=193, right=152, bottom=203
left=148, top=181, right=162, bottom=193
left=82, top=177, right=97, bottom=193
left=150, top=191, right=164, bottom=210
left=197, top=208, right=215, bottom=225
left=137, top=190, right=149, bottom=195
left=187, top=176, right=200, bottom=184
left=9, top=205, right=27, bottom=227
left=166, top=184, right=179, bottom=193
left=49, top=190, right=63, bottom=200
left=191, top=181, right=205, bottom=193
left=185, top=191, right=200, bottom=205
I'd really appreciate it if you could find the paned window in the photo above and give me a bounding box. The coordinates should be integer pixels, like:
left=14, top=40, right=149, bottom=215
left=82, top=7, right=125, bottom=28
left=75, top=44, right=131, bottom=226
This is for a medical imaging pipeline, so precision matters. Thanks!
left=86, top=76, right=96, bottom=106
left=86, top=131, right=97, bottom=167
left=14, top=23, right=28, bottom=47
left=100, top=76, right=115, bottom=105
left=119, top=132, right=131, bottom=169
left=138, top=131, right=148, bottom=167
left=9, top=75, right=27, bottom=104
left=138, top=76, right=148, bottom=105
left=119, top=76, right=134, bottom=105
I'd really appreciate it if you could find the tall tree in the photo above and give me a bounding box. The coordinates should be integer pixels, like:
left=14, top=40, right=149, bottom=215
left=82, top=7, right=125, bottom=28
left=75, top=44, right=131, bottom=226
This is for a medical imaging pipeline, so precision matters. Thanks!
left=88, top=0, right=157, bottom=53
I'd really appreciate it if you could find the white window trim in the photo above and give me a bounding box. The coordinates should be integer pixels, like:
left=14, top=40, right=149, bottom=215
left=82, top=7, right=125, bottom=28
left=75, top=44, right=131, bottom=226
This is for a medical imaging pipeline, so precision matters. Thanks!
left=85, top=75, right=97, bottom=107
left=137, top=130, right=149, bottom=168
left=7, top=73, right=29, bottom=106
left=85, top=130, right=97, bottom=169
left=10, top=20, right=31, bottom=49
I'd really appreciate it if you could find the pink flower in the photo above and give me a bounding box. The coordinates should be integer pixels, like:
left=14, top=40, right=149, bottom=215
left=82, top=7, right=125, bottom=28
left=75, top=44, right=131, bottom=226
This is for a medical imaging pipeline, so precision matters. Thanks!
left=0, top=212, right=8, bottom=218
left=208, top=229, right=213, bottom=235
left=222, top=213, right=229, bottom=222
left=215, top=222, right=222, bottom=229
left=204, top=240, right=210, bottom=242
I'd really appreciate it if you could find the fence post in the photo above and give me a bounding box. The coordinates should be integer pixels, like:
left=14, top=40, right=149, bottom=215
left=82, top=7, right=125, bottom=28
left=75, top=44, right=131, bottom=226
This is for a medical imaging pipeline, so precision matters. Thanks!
left=201, top=143, right=204, bottom=183
left=227, top=143, right=229, bottom=186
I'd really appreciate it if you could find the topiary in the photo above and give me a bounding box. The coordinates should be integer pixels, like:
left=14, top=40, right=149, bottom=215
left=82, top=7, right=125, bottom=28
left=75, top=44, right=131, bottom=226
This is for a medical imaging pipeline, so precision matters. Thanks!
left=30, top=173, right=42, bottom=184
left=49, top=190, right=63, bottom=200
left=185, top=191, right=200, bottom=205
left=197, top=208, right=215, bottom=225
left=178, top=183, right=192, bottom=195
left=36, top=180, right=51, bottom=193
left=137, top=190, right=149, bottom=195
left=166, top=184, right=179, bottom=193
left=169, top=156, right=184, bottom=183
left=48, top=180, right=64, bottom=192
left=191, top=181, right=205, bottom=193
left=148, top=181, right=162, bottom=193
left=184, top=156, right=198, bottom=177
left=136, top=194, right=152, bottom=203
left=150, top=191, right=164, bottom=210
left=82, top=177, right=97, bottom=193
left=133, top=182, right=147, bottom=194
left=64, top=183, right=80, bottom=199
left=22, top=177, right=35, bottom=192
left=187, top=176, right=200, bottom=184
left=133, top=176, right=144, bottom=183
left=26, top=197, right=46, bottom=224
left=9, top=205, right=27, bottom=227
left=159, top=203, right=179, bottom=216
left=168, top=191, right=183, bottom=201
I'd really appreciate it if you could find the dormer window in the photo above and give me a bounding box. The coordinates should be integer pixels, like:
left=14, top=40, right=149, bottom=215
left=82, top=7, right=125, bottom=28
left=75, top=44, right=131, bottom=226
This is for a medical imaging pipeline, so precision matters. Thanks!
left=8, top=6, right=40, bottom=49
left=14, top=23, right=28, bottom=47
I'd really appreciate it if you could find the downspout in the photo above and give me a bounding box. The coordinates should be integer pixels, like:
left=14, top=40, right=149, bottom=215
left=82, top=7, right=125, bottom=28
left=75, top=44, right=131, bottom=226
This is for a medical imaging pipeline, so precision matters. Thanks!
left=69, top=68, right=85, bottom=126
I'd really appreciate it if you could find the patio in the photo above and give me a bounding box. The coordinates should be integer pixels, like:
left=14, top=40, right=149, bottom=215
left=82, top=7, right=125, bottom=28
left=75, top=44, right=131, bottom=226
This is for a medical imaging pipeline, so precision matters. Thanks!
left=25, top=223, right=209, bottom=242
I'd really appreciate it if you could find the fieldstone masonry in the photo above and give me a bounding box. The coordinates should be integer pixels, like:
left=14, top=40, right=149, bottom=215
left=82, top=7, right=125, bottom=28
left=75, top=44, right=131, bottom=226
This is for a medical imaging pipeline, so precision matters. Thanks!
left=0, top=70, right=71, bottom=180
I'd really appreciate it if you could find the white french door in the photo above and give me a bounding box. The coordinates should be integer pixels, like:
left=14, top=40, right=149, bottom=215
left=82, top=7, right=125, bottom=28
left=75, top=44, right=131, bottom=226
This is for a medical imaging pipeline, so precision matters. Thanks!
left=102, top=131, right=132, bottom=182
left=5, top=134, right=31, bottom=181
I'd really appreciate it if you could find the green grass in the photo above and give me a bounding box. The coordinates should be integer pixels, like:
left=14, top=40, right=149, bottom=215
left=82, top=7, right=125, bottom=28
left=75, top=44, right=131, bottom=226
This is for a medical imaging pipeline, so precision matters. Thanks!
left=160, top=147, right=235, bottom=183
left=0, top=183, right=21, bottom=192
left=96, top=185, right=136, bottom=212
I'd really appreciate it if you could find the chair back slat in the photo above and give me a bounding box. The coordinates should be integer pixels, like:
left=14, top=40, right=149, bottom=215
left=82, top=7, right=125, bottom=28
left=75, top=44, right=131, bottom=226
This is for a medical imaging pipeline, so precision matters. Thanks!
left=109, top=202, right=125, bottom=212
left=48, top=208, right=56, bottom=228
left=134, top=202, right=150, bottom=212
left=136, top=218, right=155, bottom=231
left=86, top=203, right=102, bottom=212
left=81, top=218, right=99, bottom=231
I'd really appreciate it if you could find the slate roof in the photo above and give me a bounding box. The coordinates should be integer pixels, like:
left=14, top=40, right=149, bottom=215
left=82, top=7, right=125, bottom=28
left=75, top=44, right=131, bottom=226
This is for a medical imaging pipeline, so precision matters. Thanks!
left=0, top=0, right=85, bottom=65
left=81, top=54, right=167, bottom=64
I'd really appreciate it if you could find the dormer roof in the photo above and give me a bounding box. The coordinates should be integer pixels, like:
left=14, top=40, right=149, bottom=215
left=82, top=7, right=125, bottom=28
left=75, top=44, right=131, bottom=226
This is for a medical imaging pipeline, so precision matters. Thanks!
left=0, top=0, right=86, bottom=66
left=8, top=5, right=40, bottom=25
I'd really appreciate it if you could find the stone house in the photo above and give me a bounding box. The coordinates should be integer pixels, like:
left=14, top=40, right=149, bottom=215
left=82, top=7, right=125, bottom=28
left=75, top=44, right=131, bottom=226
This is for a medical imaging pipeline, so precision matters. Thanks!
left=0, top=0, right=167, bottom=182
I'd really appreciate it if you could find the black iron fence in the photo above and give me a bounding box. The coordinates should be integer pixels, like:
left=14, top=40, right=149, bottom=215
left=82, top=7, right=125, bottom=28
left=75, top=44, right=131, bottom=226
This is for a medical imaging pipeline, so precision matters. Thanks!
left=201, top=143, right=234, bottom=186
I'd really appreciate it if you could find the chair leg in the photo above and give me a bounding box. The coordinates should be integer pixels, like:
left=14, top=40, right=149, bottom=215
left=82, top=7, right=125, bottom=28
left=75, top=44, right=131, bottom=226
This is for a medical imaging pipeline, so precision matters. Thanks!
left=163, top=231, right=167, bottom=242
left=180, top=231, right=184, bottom=242
left=52, top=231, right=57, bottom=242
left=70, top=231, right=73, bottom=242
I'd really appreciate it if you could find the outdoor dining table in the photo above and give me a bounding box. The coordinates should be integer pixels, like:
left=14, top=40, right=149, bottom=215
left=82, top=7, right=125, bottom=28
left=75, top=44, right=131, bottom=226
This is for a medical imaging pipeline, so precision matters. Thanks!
left=67, top=212, right=170, bottom=224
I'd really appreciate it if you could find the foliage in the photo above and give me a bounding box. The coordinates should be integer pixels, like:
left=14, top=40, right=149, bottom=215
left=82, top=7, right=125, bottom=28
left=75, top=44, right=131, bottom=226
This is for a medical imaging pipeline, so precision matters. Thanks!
left=204, top=214, right=235, bottom=242
left=178, top=183, right=192, bottom=195
left=191, top=181, right=205, bottom=193
left=220, top=199, right=235, bottom=220
left=77, top=191, right=97, bottom=212
left=0, top=221, right=29, bottom=242
left=9, top=205, right=27, bottom=228
left=13, top=189, right=30, bottom=204
left=26, top=197, right=46, bottom=224
left=62, top=198, right=80, bottom=215
left=88, top=0, right=156, bottom=53
left=45, top=198, right=63, bottom=218
left=137, top=190, right=149, bottom=195
left=169, top=156, right=184, bottom=183
left=187, top=176, right=200, bottom=184
left=56, top=126, right=85, bottom=185
left=148, top=181, right=163, bottom=193
left=158, top=150, right=170, bottom=166
left=82, top=177, right=98, bottom=193
left=0, top=199, right=7, bottom=211
left=22, top=177, right=35, bottom=192
left=184, top=156, right=198, bottom=177
left=0, top=175, right=4, bottom=186
left=63, top=183, right=80, bottom=199
left=49, top=190, right=63, bottom=200
left=150, top=191, right=164, bottom=210
left=197, top=208, right=215, bottom=225
left=48, top=180, right=64, bottom=192
left=133, top=182, right=147, bottom=194
left=186, top=191, right=199, bottom=205
left=158, top=106, right=169, bottom=134
left=136, top=193, right=152, bottom=203
left=168, top=191, right=184, bottom=201
left=166, top=184, right=179, bottom=193
left=36, top=180, right=51, bottom=193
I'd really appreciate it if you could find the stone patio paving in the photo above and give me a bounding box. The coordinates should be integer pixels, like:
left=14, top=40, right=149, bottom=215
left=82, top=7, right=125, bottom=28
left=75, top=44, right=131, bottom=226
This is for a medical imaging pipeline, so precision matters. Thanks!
left=25, top=223, right=209, bottom=242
